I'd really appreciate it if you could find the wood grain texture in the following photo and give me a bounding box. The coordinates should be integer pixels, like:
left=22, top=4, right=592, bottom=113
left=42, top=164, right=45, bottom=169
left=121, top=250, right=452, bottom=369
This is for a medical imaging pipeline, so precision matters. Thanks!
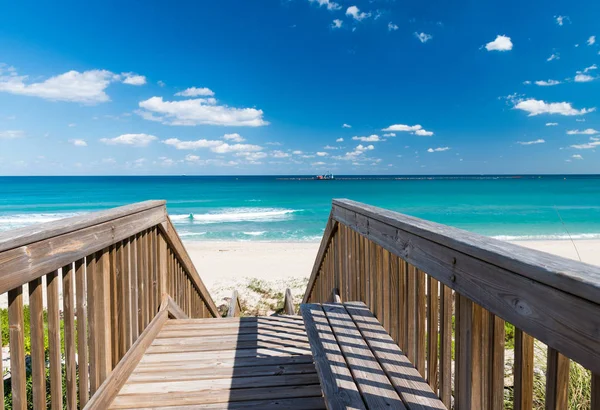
left=0, top=205, right=166, bottom=295
left=514, top=329, right=534, bottom=410
left=8, top=287, right=26, bottom=410
left=283, top=288, right=295, bottom=315
left=427, top=276, right=439, bottom=392
left=47, top=270, right=63, bottom=410
left=302, top=212, right=338, bottom=303
left=438, top=285, right=452, bottom=407
left=29, top=277, right=47, bottom=409
left=62, top=263, right=78, bottom=409
left=545, top=348, right=569, bottom=410
left=75, top=257, right=90, bottom=406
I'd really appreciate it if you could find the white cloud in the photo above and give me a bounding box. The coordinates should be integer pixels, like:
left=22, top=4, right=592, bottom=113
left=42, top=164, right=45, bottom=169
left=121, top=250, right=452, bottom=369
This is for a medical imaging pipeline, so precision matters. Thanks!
left=547, top=53, right=560, bottom=62
left=572, top=154, right=583, bottom=160
left=555, top=16, right=569, bottom=26
left=567, top=129, right=598, bottom=135
left=271, top=150, right=290, bottom=158
left=292, top=150, right=303, bottom=155
left=121, top=73, right=146, bottom=86
left=388, top=22, right=398, bottom=31
left=517, top=139, right=545, bottom=145
left=570, top=140, right=600, bottom=149
left=0, top=67, right=118, bottom=104
left=513, top=99, right=595, bottom=116
left=312, top=161, right=326, bottom=166
left=336, top=137, right=344, bottom=142
left=342, top=123, right=351, bottom=128
left=415, top=32, right=433, bottom=43
left=163, top=137, right=262, bottom=154
left=69, top=139, right=87, bottom=147
left=584, top=64, right=598, bottom=73
left=323, top=145, right=338, bottom=150
left=68, top=123, right=76, bottom=127
left=346, top=6, right=371, bottom=21
left=157, top=80, right=166, bottom=87
left=223, top=133, right=245, bottom=142
left=427, top=147, right=450, bottom=152
left=100, top=133, right=158, bottom=147
left=332, top=19, right=343, bottom=29
left=575, top=74, right=595, bottom=82
left=352, top=134, right=381, bottom=142
left=175, top=87, right=215, bottom=97
left=535, top=79, right=561, bottom=86
left=316, top=152, right=329, bottom=156
left=309, top=0, right=341, bottom=11
left=523, top=81, right=531, bottom=85
left=588, top=36, right=596, bottom=46
left=212, top=143, right=262, bottom=154
left=546, top=122, right=558, bottom=126
left=485, top=35, right=513, bottom=51
left=382, top=123, right=433, bottom=136
left=137, top=96, right=268, bottom=127
left=0, top=130, right=24, bottom=139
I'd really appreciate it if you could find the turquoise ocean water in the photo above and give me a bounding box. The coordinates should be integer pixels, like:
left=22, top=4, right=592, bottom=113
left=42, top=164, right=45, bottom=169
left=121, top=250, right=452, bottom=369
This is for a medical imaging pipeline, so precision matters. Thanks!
left=0, top=175, right=599, bottom=241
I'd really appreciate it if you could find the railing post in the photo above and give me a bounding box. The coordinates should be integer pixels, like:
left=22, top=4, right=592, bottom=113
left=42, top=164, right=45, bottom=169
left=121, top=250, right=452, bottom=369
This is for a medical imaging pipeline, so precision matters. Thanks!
left=96, top=249, right=113, bottom=384
left=158, top=231, right=168, bottom=300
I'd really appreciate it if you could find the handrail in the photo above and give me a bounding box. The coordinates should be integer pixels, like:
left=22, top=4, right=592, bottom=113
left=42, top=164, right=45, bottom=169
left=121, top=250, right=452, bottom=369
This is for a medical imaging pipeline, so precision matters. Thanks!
left=304, top=198, right=600, bottom=408
left=0, top=201, right=221, bottom=409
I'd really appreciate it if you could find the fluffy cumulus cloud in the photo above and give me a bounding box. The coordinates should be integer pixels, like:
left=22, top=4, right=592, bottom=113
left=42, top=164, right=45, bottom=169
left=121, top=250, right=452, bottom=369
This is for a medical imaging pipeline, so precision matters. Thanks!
left=570, top=138, right=600, bottom=149
left=175, top=87, right=215, bottom=97
left=388, top=22, right=398, bottom=31
left=535, top=79, right=561, bottom=86
left=352, top=134, right=381, bottom=142
left=223, top=133, right=245, bottom=142
left=100, top=133, right=158, bottom=147
left=0, top=130, right=24, bottom=139
left=332, top=19, right=343, bottom=29
left=316, top=152, right=329, bottom=156
left=572, top=154, right=583, bottom=160
left=567, top=129, right=598, bottom=135
left=547, top=53, right=560, bottom=62
left=517, top=139, right=545, bottom=145
left=335, top=144, right=375, bottom=161
left=555, top=16, right=569, bottom=26
left=546, top=122, right=558, bottom=126
left=309, top=0, right=341, bottom=11
left=137, top=96, right=268, bottom=127
left=383, top=133, right=396, bottom=137
left=342, top=123, right=351, bottom=128
left=163, top=137, right=262, bottom=154
left=336, top=137, right=344, bottom=142
left=427, top=147, right=450, bottom=152
left=271, top=150, right=290, bottom=158
left=513, top=99, right=595, bottom=116
left=382, top=124, right=434, bottom=136
left=588, top=36, right=596, bottom=46
left=415, top=32, right=433, bottom=43
left=346, top=6, right=371, bottom=21
left=69, top=139, right=87, bottom=146
left=574, top=65, right=597, bottom=83
left=485, top=35, right=513, bottom=51
left=121, top=72, right=147, bottom=85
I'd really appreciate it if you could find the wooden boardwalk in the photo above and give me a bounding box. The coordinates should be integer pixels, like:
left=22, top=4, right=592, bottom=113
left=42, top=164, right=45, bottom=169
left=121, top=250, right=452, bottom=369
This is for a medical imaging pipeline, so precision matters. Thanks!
left=110, top=316, right=326, bottom=409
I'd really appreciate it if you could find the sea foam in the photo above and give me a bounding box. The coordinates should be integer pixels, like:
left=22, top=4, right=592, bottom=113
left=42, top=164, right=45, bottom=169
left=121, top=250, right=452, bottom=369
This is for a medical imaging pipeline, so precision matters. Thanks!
left=170, top=208, right=298, bottom=224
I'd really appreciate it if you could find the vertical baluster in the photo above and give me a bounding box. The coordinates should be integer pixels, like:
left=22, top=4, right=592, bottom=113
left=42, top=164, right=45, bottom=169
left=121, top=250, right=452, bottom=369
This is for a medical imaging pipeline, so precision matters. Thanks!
left=8, top=286, right=26, bottom=410
left=490, top=314, right=505, bottom=410
left=118, top=240, right=129, bottom=356
left=75, top=258, right=89, bottom=406
left=95, top=249, right=113, bottom=386
left=144, top=230, right=151, bottom=325
left=399, top=259, right=408, bottom=352
left=47, top=270, right=63, bottom=409
left=353, top=231, right=359, bottom=301
left=376, top=246, right=384, bottom=324
left=545, top=348, right=569, bottom=409
left=389, top=255, right=399, bottom=344
left=369, top=241, right=376, bottom=313
left=406, top=264, right=417, bottom=365
left=592, top=374, right=600, bottom=410
left=343, top=225, right=349, bottom=301
left=479, top=308, right=491, bottom=410
left=29, top=277, right=46, bottom=409
left=427, top=276, right=439, bottom=392
left=131, top=234, right=140, bottom=341
left=382, top=249, right=390, bottom=334
left=416, top=268, right=426, bottom=376
left=514, top=329, right=534, bottom=410
left=62, top=263, right=77, bottom=409
left=149, top=228, right=157, bottom=316
left=158, top=232, right=168, bottom=304
left=136, top=232, right=145, bottom=333
left=87, top=253, right=99, bottom=394
left=439, top=284, right=452, bottom=407
left=109, top=245, right=119, bottom=367
left=122, top=239, right=132, bottom=351
left=337, top=230, right=343, bottom=302
left=455, top=293, right=473, bottom=410
left=471, top=303, right=484, bottom=410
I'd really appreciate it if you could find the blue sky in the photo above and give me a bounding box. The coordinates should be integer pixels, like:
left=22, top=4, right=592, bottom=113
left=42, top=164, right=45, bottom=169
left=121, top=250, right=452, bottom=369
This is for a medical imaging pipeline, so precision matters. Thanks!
left=0, top=0, right=599, bottom=175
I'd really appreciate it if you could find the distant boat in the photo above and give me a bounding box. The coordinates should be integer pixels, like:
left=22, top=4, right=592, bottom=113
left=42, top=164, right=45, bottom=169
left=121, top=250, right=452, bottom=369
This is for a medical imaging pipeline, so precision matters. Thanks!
left=316, top=172, right=334, bottom=180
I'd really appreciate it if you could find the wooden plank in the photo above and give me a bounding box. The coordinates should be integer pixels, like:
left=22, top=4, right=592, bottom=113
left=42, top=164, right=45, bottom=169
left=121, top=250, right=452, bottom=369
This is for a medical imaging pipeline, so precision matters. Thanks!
left=406, top=263, right=417, bottom=365
left=29, top=277, right=46, bottom=409
left=382, top=248, right=391, bottom=334
left=0, top=205, right=166, bottom=295
left=455, top=293, right=473, bottom=410
left=157, top=232, right=168, bottom=303
left=76, top=257, right=89, bottom=406
left=122, top=239, right=132, bottom=351
left=344, top=301, right=446, bottom=409
left=303, top=213, right=338, bottom=303
left=416, top=268, right=426, bottom=377
left=157, top=217, right=221, bottom=317
left=592, top=373, right=600, bottom=410
left=130, top=235, right=139, bottom=342
left=110, top=384, right=324, bottom=408
left=135, top=354, right=315, bottom=372
left=490, top=314, right=505, bottom=410
left=96, top=249, right=113, bottom=385
left=62, top=263, right=78, bottom=409
left=399, top=259, right=408, bottom=351
left=322, top=303, right=406, bottom=408
left=83, top=309, right=168, bottom=410
left=332, top=199, right=600, bottom=305
left=545, top=348, right=569, bottom=410
left=8, top=287, right=26, bottom=410
left=514, top=329, right=534, bottom=410
left=47, top=270, right=63, bottom=410
left=427, top=276, right=439, bottom=392
left=113, top=396, right=326, bottom=409
left=168, top=295, right=189, bottom=319
left=471, top=303, right=484, bottom=410
left=283, top=288, right=295, bottom=315
left=110, top=245, right=119, bottom=367
left=300, top=303, right=366, bottom=410
left=136, top=233, right=145, bottom=335
left=439, top=284, right=452, bottom=407
left=139, top=345, right=313, bottom=364
left=117, top=240, right=128, bottom=357
left=390, top=254, right=400, bottom=345
left=146, top=337, right=311, bottom=354
left=332, top=202, right=600, bottom=375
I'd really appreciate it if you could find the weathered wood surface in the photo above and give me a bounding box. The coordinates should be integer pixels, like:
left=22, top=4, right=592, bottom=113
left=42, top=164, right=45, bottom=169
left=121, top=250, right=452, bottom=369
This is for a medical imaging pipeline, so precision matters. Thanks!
left=331, top=199, right=600, bottom=375
left=8, top=287, right=26, bottom=410
left=303, top=212, right=338, bottom=303
left=227, top=289, right=242, bottom=317
left=283, top=288, right=295, bottom=315
left=167, top=294, right=189, bottom=319
left=109, top=315, right=323, bottom=409
left=0, top=205, right=166, bottom=294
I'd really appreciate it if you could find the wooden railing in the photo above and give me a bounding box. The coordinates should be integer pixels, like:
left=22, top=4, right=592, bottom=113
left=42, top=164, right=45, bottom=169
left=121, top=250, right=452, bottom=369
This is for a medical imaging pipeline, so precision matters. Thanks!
left=304, top=199, right=600, bottom=409
left=0, top=201, right=218, bottom=409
